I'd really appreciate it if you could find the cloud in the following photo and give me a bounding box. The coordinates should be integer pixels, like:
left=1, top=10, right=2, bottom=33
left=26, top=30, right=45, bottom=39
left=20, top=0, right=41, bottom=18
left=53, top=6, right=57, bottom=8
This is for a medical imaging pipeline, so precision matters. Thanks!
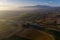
left=40, top=1, right=58, bottom=6
left=49, top=1, right=53, bottom=3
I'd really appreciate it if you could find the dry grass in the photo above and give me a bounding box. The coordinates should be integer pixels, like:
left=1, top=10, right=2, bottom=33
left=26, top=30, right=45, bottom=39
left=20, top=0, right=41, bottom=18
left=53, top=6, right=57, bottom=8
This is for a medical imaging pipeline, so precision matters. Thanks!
left=16, top=28, right=55, bottom=40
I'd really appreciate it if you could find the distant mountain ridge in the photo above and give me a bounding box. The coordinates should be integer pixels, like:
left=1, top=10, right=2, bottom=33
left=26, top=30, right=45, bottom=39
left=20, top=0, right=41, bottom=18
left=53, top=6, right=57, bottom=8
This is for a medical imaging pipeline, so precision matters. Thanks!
left=23, top=5, right=60, bottom=10
left=23, top=5, right=52, bottom=8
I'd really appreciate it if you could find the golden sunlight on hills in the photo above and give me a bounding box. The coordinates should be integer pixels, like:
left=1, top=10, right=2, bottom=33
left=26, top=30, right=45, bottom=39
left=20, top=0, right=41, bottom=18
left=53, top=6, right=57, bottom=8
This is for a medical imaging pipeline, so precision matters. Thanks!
left=16, top=29, right=55, bottom=40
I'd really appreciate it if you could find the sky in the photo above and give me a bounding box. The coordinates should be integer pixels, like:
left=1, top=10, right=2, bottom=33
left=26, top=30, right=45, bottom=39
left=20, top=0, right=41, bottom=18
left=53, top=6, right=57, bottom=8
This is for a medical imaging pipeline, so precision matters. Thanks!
left=0, top=0, right=60, bottom=10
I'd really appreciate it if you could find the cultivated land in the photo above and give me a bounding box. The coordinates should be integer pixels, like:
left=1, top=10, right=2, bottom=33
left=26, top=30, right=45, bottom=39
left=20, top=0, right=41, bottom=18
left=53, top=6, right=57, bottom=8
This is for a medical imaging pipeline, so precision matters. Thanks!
left=0, top=5, right=60, bottom=40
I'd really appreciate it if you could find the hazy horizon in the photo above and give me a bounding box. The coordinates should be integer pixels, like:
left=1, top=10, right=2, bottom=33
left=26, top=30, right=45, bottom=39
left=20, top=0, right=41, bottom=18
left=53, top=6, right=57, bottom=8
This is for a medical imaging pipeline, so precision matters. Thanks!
left=0, top=0, right=60, bottom=10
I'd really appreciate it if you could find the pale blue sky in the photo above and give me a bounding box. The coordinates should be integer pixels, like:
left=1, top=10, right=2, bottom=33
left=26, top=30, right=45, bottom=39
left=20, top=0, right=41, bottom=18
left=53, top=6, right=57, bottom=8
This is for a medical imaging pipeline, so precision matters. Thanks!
left=0, top=0, right=60, bottom=6
left=5, top=0, right=60, bottom=6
